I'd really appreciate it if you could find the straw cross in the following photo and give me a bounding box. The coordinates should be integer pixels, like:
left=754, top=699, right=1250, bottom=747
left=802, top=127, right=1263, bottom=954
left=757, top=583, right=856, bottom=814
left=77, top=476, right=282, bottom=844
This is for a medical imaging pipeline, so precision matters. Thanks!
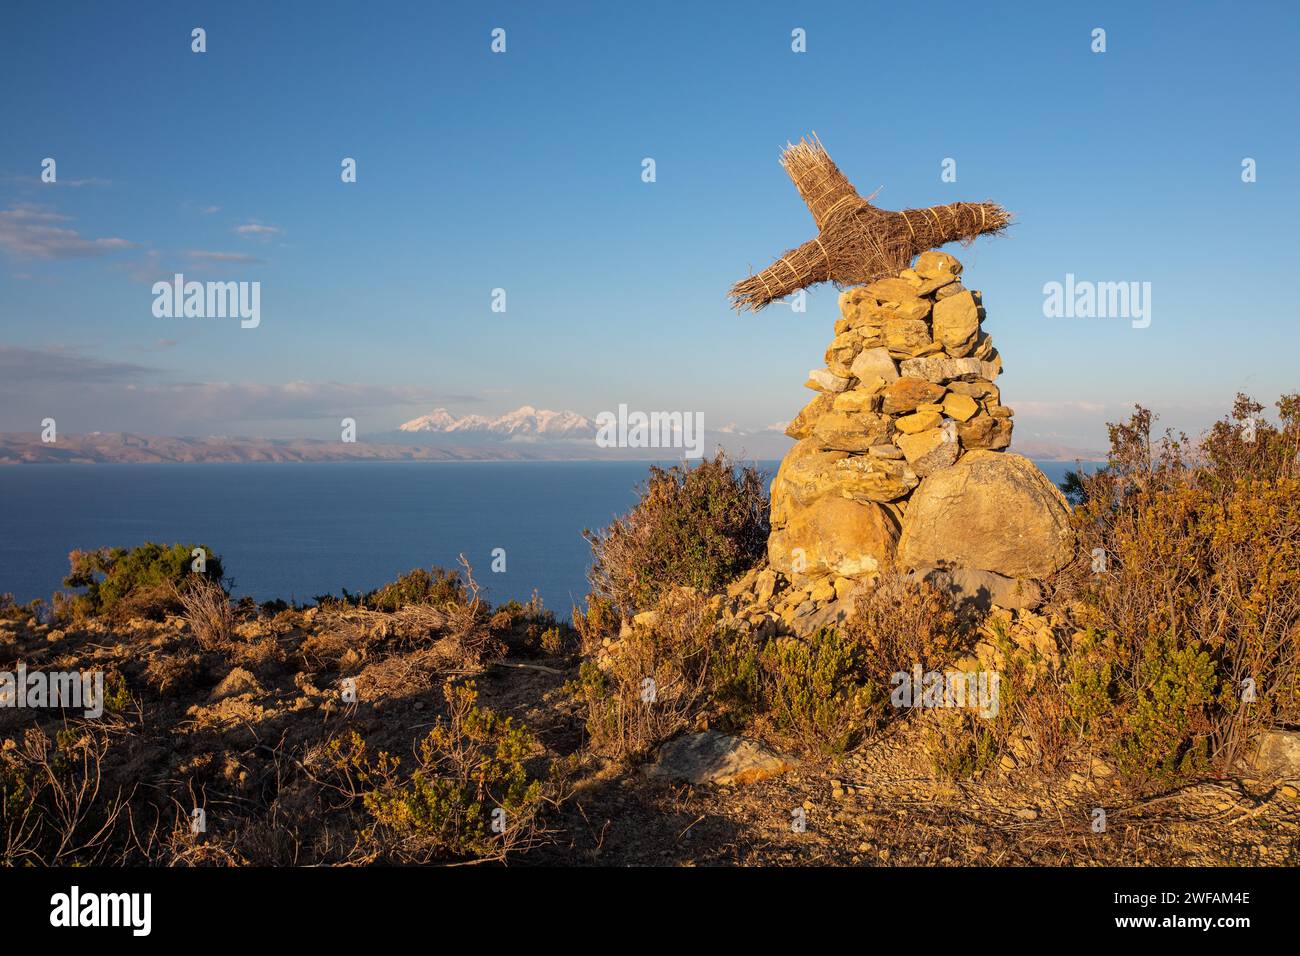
left=729, top=134, right=1010, bottom=311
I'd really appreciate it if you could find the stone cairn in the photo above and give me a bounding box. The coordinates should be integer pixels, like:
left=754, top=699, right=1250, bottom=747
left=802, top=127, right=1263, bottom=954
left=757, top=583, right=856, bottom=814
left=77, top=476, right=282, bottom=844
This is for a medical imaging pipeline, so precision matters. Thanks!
left=722, top=251, right=1074, bottom=638
left=720, top=136, right=1073, bottom=638
left=769, top=249, right=1009, bottom=578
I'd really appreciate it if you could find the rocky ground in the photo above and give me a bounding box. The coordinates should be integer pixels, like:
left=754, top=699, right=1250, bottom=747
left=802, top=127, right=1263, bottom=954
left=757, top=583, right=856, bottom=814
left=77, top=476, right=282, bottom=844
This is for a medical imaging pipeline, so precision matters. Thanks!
left=4, top=602, right=1296, bottom=867
left=540, top=722, right=1300, bottom=867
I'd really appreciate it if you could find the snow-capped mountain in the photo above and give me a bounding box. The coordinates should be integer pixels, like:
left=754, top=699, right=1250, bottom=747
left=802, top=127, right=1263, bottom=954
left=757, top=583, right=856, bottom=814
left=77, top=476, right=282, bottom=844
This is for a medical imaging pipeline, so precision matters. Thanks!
left=491, top=406, right=594, bottom=438
left=399, top=405, right=595, bottom=440
left=396, top=408, right=474, bottom=432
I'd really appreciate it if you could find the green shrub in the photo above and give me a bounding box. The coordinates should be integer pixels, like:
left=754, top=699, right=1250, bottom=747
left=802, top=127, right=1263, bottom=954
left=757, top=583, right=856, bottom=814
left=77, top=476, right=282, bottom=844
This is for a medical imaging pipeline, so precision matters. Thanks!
left=573, top=595, right=619, bottom=652
left=1065, top=396, right=1300, bottom=784
left=578, top=577, right=970, bottom=761
left=709, top=631, right=766, bottom=731
left=326, top=682, right=547, bottom=862
left=539, top=625, right=567, bottom=655
left=103, top=673, right=132, bottom=713
left=488, top=594, right=572, bottom=656
left=923, top=712, right=998, bottom=781
left=761, top=630, right=875, bottom=756
left=364, top=566, right=464, bottom=611
left=584, top=452, right=769, bottom=616
left=1111, top=634, right=1220, bottom=781
left=59, top=542, right=224, bottom=621
left=1062, top=629, right=1115, bottom=735
left=0, top=594, right=43, bottom=624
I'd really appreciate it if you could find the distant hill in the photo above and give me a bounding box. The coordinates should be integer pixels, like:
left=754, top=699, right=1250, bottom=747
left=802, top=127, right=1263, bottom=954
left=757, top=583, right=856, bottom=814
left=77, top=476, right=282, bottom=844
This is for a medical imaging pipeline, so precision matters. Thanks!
left=0, top=430, right=774, bottom=464
left=0, top=428, right=1103, bottom=465
left=1009, top=439, right=1107, bottom=462
left=0, top=433, right=541, bottom=464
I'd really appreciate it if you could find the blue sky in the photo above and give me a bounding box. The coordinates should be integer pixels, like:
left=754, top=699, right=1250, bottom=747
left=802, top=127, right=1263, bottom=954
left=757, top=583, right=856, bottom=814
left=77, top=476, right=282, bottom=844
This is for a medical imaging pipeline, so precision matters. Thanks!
left=1, top=0, right=1297, bottom=451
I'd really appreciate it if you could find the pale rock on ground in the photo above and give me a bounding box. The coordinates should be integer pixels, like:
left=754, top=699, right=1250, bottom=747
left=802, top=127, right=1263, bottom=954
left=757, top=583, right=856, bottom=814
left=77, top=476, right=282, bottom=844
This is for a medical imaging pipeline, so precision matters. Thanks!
left=1241, top=730, right=1300, bottom=779
left=647, top=730, right=793, bottom=786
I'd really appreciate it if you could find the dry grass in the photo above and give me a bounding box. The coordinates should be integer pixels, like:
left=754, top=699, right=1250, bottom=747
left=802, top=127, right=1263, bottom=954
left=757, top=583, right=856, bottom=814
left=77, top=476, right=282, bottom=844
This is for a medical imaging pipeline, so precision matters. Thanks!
left=171, top=578, right=234, bottom=651
left=579, top=589, right=718, bottom=762
left=1, top=726, right=134, bottom=866
left=302, top=555, right=503, bottom=675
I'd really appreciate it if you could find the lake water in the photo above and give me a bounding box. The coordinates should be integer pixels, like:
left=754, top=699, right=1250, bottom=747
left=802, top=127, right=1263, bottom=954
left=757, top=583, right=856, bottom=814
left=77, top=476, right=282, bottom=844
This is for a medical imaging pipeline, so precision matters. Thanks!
left=0, top=460, right=1095, bottom=617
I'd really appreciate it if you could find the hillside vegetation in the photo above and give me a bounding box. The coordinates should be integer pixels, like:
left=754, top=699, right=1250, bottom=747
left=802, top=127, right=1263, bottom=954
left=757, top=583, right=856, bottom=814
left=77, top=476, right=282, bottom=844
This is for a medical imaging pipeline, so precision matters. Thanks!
left=2, top=397, right=1297, bottom=866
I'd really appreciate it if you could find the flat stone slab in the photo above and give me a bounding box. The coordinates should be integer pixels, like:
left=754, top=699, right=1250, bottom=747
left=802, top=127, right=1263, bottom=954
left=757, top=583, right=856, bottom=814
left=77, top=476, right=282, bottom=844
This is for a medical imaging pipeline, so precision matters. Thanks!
left=647, top=730, right=792, bottom=787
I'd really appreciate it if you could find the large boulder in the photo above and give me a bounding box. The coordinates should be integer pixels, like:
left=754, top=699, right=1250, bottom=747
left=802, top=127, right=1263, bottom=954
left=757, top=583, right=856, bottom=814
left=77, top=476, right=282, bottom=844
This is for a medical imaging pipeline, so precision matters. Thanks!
left=769, top=493, right=899, bottom=579
left=770, top=439, right=918, bottom=516
left=897, top=451, right=1075, bottom=579
left=829, top=455, right=919, bottom=503
left=768, top=439, right=849, bottom=523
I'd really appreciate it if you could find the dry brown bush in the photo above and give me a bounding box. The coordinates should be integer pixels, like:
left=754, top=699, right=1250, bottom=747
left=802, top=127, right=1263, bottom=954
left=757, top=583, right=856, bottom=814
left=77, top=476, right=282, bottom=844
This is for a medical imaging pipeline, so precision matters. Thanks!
left=578, top=588, right=717, bottom=761
left=302, top=557, right=503, bottom=679
left=584, top=452, right=769, bottom=617
left=847, top=571, right=973, bottom=690
left=1056, top=396, right=1300, bottom=783
left=1, top=726, right=133, bottom=865
left=171, top=578, right=234, bottom=651
left=144, top=650, right=202, bottom=696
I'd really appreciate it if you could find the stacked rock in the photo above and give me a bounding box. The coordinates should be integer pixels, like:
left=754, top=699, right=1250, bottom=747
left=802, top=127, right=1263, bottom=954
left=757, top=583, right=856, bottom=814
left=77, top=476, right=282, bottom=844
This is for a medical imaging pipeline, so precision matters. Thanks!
left=768, top=250, right=1015, bottom=582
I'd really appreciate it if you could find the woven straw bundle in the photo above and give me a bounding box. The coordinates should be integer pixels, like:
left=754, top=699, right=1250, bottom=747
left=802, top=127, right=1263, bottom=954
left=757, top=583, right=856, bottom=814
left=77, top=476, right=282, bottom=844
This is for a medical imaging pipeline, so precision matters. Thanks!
left=730, top=134, right=1010, bottom=311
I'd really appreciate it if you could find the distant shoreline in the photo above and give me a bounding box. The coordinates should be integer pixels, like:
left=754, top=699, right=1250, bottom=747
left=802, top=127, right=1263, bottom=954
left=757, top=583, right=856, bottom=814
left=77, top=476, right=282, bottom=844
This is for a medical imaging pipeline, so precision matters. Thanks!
left=0, top=457, right=748, bottom=466
left=0, top=453, right=1102, bottom=465
left=0, top=432, right=1106, bottom=466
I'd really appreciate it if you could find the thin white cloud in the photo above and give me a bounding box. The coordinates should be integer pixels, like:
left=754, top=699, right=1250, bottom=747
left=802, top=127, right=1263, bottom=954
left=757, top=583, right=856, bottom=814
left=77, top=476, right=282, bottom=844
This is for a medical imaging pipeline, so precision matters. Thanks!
left=0, top=174, right=110, bottom=188
left=0, top=345, right=479, bottom=433
left=138, top=380, right=439, bottom=422
left=233, top=221, right=284, bottom=241
left=0, top=345, right=155, bottom=384
left=0, top=204, right=134, bottom=259
left=112, top=249, right=169, bottom=284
